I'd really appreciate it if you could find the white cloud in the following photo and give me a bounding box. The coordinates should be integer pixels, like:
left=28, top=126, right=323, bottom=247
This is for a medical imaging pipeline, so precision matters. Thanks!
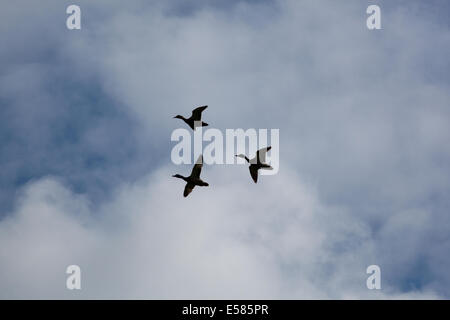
left=1, top=0, right=449, bottom=298
left=0, top=168, right=441, bottom=299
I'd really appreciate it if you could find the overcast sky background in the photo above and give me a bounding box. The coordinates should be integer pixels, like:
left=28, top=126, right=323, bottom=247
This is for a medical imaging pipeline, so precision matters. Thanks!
left=0, top=0, right=449, bottom=299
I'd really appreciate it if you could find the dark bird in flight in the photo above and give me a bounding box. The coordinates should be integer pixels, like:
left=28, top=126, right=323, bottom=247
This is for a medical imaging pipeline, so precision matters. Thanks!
left=173, top=105, right=209, bottom=130
left=173, top=155, right=209, bottom=197
left=235, top=147, right=272, bottom=183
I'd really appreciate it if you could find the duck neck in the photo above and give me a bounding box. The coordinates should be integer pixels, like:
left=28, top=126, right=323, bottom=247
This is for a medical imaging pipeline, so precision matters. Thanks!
left=174, top=174, right=188, bottom=181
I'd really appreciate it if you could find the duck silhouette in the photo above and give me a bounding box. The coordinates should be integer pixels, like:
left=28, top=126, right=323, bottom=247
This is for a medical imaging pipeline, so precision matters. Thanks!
left=173, top=105, right=209, bottom=130
left=235, top=147, right=272, bottom=183
left=173, top=155, right=209, bottom=197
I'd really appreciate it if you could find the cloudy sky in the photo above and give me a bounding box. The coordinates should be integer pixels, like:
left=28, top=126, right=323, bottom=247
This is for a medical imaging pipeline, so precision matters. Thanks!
left=1, top=0, right=449, bottom=299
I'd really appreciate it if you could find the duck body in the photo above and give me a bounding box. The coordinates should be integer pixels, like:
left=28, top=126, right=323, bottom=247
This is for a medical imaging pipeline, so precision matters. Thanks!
left=173, top=155, right=209, bottom=197
left=174, top=105, right=209, bottom=130
left=236, top=147, right=273, bottom=183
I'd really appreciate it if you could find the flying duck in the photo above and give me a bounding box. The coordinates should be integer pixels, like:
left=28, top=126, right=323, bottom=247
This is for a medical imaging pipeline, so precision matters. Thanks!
left=235, top=146, right=272, bottom=183
left=173, top=105, right=209, bottom=130
left=172, top=155, right=209, bottom=197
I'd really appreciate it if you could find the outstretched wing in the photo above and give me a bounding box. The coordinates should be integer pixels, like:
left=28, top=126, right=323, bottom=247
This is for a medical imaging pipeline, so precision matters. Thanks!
left=184, top=183, right=195, bottom=197
left=249, top=166, right=258, bottom=183
left=190, top=155, right=203, bottom=179
left=191, top=105, right=208, bottom=120
left=257, top=146, right=271, bottom=163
